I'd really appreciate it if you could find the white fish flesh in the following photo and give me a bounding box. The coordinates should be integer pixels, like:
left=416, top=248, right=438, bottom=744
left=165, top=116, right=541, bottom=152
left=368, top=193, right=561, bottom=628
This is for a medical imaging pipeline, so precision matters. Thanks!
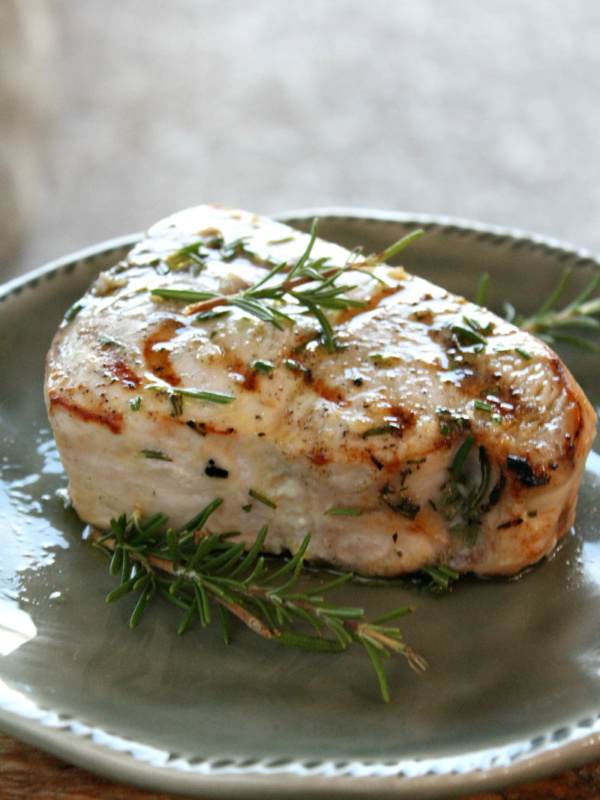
left=45, top=205, right=597, bottom=576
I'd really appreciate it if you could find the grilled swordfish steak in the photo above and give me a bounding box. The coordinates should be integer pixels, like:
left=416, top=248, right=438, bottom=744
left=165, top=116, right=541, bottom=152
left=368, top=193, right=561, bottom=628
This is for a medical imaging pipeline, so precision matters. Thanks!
left=45, top=205, right=596, bottom=577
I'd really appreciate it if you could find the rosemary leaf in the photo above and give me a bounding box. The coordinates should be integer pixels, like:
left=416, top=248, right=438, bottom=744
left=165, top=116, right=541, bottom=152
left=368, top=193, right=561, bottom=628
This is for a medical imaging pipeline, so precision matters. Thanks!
left=515, top=347, right=532, bottom=360
left=325, top=507, right=363, bottom=517
left=218, top=604, right=231, bottom=644
left=252, top=359, right=274, bottom=374
left=473, top=399, right=493, bottom=413
left=475, top=273, right=490, bottom=307
left=177, top=497, right=223, bottom=534
left=377, top=229, right=424, bottom=263
left=450, top=434, right=475, bottom=477
left=248, top=489, right=277, bottom=509
left=360, top=638, right=392, bottom=704
left=177, top=600, right=197, bottom=635
left=151, top=288, right=218, bottom=303
left=371, top=605, right=414, bottom=625
left=534, top=268, right=572, bottom=320
left=451, top=324, right=486, bottom=347
left=129, top=580, right=154, bottom=628
left=109, top=546, right=123, bottom=576
left=361, top=423, right=402, bottom=438
left=141, top=448, right=172, bottom=461
left=106, top=575, right=139, bottom=603
left=229, top=525, right=268, bottom=579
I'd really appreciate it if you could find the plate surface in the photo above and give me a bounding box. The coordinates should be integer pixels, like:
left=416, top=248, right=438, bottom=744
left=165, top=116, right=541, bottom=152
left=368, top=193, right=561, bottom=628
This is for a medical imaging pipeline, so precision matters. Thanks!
left=0, top=211, right=599, bottom=799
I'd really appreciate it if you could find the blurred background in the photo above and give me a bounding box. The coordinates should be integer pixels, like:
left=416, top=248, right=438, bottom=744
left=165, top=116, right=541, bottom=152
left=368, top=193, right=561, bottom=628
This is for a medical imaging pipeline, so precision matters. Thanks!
left=2, top=0, right=600, bottom=280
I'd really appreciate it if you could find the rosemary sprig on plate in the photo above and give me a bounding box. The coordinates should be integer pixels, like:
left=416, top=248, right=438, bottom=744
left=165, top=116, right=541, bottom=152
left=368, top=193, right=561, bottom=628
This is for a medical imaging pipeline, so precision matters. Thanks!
left=477, top=267, right=600, bottom=350
left=151, top=221, right=423, bottom=352
left=91, top=501, right=426, bottom=703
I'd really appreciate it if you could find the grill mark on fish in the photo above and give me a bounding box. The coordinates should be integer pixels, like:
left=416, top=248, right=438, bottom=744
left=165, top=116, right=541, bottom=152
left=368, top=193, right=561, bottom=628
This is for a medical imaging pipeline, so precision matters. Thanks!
left=184, top=419, right=236, bottom=436
left=307, top=375, right=347, bottom=404
left=143, top=319, right=184, bottom=386
left=370, top=454, right=384, bottom=470
left=482, top=469, right=506, bottom=511
left=49, top=392, right=123, bottom=434
left=102, top=353, right=141, bottom=389
left=381, top=405, right=417, bottom=434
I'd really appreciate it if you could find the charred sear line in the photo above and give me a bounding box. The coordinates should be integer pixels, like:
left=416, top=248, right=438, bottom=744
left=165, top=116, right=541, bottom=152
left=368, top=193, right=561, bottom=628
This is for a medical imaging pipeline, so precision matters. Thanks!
left=286, top=358, right=347, bottom=404
left=506, top=455, right=550, bottom=487
left=497, top=517, right=524, bottom=530
left=380, top=473, right=420, bottom=519
left=186, top=420, right=207, bottom=436
left=220, top=353, right=257, bottom=391
left=370, top=454, right=384, bottom=471
left=205, top=459, right=229, bottom=478
left=300, top=365, right=313, bottom=383
left=143, top=319, right=183, bottom=386
left=387, top=406, right=416, bottom=433
left=185, top=420, right=236, bottom=436
left=385, top=496, right=420, bottom=520
left=311, top=378, right=346, bottom=403
left=49, top=392, right=123, bottom=434
left=482, top=469, right=506, bottom=512
left=102, top=354, right=141, bottom=389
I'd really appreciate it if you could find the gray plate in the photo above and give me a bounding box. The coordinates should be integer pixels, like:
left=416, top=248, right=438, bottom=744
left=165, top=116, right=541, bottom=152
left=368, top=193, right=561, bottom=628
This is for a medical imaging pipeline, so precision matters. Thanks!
left=0, top=210, right=599, bottom=800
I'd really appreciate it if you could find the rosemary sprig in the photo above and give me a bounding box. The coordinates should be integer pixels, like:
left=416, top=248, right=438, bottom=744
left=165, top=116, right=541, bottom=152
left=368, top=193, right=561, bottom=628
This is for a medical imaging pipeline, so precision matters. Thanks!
left=476, top=267, right=600, bottom=350
left=439, top=436, right=491, bottom=543
left=151, top=221, right=424, bottom=352
left=91, top=503, right=426, bottom=702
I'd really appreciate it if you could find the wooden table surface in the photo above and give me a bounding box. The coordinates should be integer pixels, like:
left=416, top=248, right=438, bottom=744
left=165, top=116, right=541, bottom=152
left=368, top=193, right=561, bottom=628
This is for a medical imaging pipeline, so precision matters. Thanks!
left=2, top=733, right=600, bottom=800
